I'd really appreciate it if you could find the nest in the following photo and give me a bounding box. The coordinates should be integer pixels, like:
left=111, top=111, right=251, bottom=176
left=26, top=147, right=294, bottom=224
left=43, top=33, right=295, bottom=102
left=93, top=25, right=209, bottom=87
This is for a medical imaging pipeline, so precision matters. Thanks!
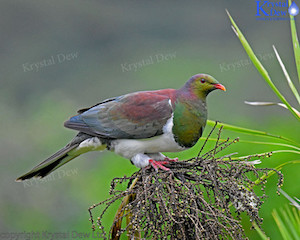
left=88, top=125, right=283, bottom=240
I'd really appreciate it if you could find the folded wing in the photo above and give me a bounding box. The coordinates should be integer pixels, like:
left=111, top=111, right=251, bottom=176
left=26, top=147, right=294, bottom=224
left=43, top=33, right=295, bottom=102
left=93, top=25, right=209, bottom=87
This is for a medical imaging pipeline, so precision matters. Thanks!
left=64, top=90, right=175, bottom=139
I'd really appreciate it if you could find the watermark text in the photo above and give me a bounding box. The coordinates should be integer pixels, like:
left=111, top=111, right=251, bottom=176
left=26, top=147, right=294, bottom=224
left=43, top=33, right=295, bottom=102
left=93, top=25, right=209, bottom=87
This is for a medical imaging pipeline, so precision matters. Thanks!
left=22, top=168, right=78, bottom=188
left=219, top=52, right=274, bottom=72
left=0, top=230, right=103, bottom=240
left=121, top=52, right=176, bottom=72
left=22, top=51, right=79, bottom=72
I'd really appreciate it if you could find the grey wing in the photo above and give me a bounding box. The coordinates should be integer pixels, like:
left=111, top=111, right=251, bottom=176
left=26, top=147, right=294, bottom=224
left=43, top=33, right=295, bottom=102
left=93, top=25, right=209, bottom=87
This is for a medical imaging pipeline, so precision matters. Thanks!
left=64, top=92, right=173, bottom=139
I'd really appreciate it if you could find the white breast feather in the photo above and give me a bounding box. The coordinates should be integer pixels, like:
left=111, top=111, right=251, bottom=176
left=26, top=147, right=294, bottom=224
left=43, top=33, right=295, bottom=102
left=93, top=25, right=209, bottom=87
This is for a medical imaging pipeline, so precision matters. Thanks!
left=111, top=114, right=184, bottom=159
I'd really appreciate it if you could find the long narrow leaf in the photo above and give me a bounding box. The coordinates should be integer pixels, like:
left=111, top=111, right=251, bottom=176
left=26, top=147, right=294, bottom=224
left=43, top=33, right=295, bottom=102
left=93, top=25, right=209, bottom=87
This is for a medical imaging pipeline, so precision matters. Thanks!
left=229, top=150, right=300, bottom=161
left=284, top=206, right=299, bottom=234
left=279, top=189, right=300, bottom=210
left=273, top=210, right=293, bottom=240
left=253, top=222, right=270, bottom=240
left=280, top=208, right=300, bottom=239
left=202, top=136, right=300, bottom=151
left=245, top=101, right=300, bottom=117
left=254, top=160, right=300, bottom=185
left=293, top=208, right=300, bottom=230
left=289, top=0, right=300, bottom=83
left=292, top=208, right=300, bottom=235
left=226, top=10, right=300, bottom=121
left=237, top=139, right=300, bottom=151
left=273, top=45, right=300, bottom=104
left=272, top=150, right=300, bottom=154
left=207, top=120, right=298, bottom=145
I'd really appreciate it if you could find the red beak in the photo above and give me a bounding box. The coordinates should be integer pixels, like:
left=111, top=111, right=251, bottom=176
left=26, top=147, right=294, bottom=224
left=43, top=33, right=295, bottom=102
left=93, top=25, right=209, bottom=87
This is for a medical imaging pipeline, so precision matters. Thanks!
left=214, top=83, right=226, bottom=91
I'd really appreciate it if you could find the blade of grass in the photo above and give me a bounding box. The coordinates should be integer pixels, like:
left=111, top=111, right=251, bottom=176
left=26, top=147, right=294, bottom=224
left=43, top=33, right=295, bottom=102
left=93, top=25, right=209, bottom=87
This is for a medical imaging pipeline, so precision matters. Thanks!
left=228, top=150, right=300, bottom=161
left=289, top=0, right=300, bottom=83
left=284, top=206, right=299, bottom=233
left=207, top=120, right=299, bottom=146
left=226, top=10, right=300, bottom=121
left=273, top=209, right=293, bottom=240
left=280, top=207, right=300, bottom=239
left=291, top=210, right=300, bottom=236
left=253, top=222, right=270, bottom=240
left=273, top=45, right=300, bottom=105
left=202, top=136, right=300, bottom=151
left=254, top=160, right=300, bottom=185
left=292, top=208, right=300, bottom=229
left=245, top=101, right=300, bottom=117
left=271, top=150, right=300, bottom=154
left=235, top=140, right=300, bottom=151
left=279, top=189, right=300, bottom=210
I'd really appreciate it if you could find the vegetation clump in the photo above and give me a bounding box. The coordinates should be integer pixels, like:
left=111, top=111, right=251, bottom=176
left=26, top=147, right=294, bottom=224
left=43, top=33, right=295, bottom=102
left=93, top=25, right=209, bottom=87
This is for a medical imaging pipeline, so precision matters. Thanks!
left=88, top=126, right=283, bottom=240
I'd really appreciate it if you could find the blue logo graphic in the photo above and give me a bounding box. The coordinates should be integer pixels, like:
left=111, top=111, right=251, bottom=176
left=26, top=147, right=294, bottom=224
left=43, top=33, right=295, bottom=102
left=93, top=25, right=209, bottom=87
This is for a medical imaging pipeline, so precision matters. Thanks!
left=289, top=1, right=299, bottom=16
left=256, top=0, right=299, bottom=20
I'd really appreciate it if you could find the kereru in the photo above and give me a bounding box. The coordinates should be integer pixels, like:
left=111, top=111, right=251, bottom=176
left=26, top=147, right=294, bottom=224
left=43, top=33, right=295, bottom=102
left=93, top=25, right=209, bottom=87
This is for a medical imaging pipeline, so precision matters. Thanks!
left=16, top=74, right=225, bottom=181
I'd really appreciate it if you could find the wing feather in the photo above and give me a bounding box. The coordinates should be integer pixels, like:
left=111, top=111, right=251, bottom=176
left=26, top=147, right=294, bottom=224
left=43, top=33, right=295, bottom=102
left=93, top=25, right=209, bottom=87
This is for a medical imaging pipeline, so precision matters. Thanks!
left=64, top=90, right=175, bottom=139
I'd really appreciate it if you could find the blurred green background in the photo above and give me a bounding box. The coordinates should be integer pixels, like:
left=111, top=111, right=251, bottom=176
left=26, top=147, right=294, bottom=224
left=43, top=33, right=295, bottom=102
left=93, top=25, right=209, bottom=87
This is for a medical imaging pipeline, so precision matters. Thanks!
left=1, top=0, right=299, bottom=239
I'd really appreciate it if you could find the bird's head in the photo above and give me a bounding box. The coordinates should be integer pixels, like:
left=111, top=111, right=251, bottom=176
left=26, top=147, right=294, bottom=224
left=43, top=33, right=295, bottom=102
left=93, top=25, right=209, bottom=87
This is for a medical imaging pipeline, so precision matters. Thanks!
left=184, top=73, right=226, bottom=99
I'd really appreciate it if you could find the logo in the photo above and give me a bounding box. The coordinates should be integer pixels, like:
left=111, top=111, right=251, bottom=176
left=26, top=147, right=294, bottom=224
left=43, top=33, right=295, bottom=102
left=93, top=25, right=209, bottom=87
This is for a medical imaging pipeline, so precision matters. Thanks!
left=289, top=1, right=300, bottom=15
left=256, top=0, right=299, bottom=20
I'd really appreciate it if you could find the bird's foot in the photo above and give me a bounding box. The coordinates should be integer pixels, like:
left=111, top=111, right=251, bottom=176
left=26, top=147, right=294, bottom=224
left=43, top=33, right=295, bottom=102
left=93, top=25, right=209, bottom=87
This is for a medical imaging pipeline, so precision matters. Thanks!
left=164, top=157, right=178, bottom=162
left=149, top=159, right=170, bottom=171
left=148, top=158, right=178, bottom=172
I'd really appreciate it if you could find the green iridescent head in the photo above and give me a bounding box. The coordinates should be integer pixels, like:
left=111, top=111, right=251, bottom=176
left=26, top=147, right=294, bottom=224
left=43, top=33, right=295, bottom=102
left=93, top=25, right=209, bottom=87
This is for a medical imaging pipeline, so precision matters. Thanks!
left=184, top=73, right=226, bottom=98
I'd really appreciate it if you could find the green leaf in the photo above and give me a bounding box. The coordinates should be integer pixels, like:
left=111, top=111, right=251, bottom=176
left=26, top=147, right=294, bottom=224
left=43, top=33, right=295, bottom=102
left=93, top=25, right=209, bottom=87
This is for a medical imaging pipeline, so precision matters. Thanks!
left=284, top=207, right=299, bottom=234
left=289, top=0, right=300, bottom=83
left=245, top=101, right=300, bottom=117
left=293, top=208, right=300, bottom=231
left=207, top=120, right=299, bottom=146
left=279, top=189, right=300, bottom=210
left=203, top=136, right=300, bottom=151
left=253, top=222, right=270, bottom=240
left=228, top=150, right=300, bottom=162
left=254, top=160, right=300, bottom=185
left=226, top=10, right=300, bottom=121
left=280, top=208, right=300, bottom=240
left=235, top=140, right=300, bottom=151
left=272, top=205, right=300, bottom=240
left=273, top=45, right=300, bottom=105
left=272, top=209, right=294, bottom=240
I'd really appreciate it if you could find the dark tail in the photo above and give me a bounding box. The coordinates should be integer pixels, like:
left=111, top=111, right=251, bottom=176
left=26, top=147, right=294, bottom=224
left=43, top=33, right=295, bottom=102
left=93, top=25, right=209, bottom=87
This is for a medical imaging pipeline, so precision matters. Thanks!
left=16, top=133, right=91, bottom=181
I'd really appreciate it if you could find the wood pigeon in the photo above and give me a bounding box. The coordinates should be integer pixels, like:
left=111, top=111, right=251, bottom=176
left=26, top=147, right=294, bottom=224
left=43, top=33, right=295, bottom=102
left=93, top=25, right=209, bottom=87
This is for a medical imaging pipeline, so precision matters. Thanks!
left=16, top=74, right=225, bottom=181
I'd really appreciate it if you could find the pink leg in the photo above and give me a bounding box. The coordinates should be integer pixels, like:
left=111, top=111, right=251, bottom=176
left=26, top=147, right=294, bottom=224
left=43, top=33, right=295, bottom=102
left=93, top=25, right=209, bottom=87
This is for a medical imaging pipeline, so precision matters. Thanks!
left=148, top=158, right=178, bottom=171
left=149, top=159, right=170, bottom=171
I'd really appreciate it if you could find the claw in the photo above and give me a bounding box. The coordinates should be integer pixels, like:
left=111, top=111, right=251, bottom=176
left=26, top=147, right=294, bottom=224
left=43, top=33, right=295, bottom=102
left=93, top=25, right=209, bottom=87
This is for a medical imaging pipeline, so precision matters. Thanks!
left=164, top=157, right=178, bottom=162
left=149, top=159, right=170, bottom=171
left=148, top=158, right=178, bottom=172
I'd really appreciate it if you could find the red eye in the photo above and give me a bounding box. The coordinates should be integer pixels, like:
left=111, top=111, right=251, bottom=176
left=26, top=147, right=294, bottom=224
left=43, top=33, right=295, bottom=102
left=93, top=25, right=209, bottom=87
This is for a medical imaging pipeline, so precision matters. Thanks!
left=200, top=78, right=205, bottom=83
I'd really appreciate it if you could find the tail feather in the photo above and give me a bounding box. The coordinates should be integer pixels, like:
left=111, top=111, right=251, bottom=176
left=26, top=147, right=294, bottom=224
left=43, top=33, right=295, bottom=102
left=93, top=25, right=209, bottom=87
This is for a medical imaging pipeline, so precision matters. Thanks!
left=16, top=132, right=93, bottom=181
left=16, top=145, right=79, bottom=181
